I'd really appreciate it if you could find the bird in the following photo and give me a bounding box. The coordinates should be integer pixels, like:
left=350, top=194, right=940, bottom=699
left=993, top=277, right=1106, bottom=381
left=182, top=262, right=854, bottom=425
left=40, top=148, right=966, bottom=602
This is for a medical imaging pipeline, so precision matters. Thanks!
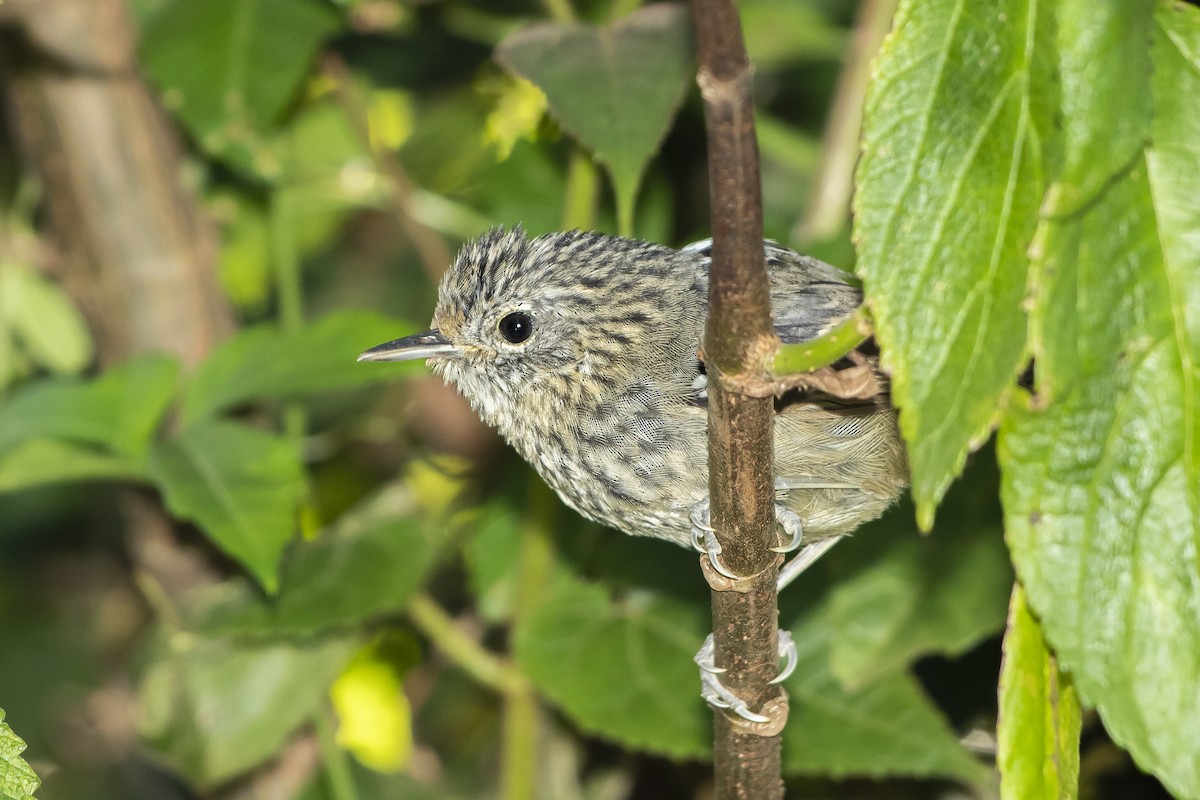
left=361, top=226, right=906, bottom=556
left=360, top=226, right=908, bottom=722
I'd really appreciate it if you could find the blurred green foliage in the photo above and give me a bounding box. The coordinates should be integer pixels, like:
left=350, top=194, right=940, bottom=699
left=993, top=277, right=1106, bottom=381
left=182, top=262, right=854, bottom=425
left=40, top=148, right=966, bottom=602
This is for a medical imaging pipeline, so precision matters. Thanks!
left=0, top=0, right=1193, bottom=799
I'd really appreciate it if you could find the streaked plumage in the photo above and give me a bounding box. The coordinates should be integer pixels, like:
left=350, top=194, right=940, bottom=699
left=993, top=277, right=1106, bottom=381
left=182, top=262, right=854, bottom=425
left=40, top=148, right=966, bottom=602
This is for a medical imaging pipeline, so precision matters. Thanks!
left=371, top=226, right=907, bottom=547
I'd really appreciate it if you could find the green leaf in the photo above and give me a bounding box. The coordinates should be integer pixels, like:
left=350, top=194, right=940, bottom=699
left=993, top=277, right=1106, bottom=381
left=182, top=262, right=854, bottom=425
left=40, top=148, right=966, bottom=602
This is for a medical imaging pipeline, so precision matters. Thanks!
left=740, top=0, right=846, bottom=66
left=1050, top=0, right=1152, bottom=215
left=781, top=614, right=983, bottom=782
left=149, top=421, right=307, bottom=593
left=140, top=0, right=338, bottom=177
left=854, top=0, right=1056, bottom=527
left=997, top=584, right=1080, bottom=800
left=0, top=259, right=93, bottom=376
left=514, top=572, right=710, bottom=759
left=0, top=354, right=178, bottom=458
left=828, top=452, right=1011, bottom=688
left=496, top=4, right=693, bottom=235
left=181, top=311, right=420, bottom=423
left=0, top=439, right=145, bottom=493
left=463, top=498, right=524, bottom=623
left=0, top=709, right=40, bottom=800
left=195, top=483, right=442, bottom=636
left=999, top=5, right=1200, bottom=797
left=138, top=633, right=356, bottom=788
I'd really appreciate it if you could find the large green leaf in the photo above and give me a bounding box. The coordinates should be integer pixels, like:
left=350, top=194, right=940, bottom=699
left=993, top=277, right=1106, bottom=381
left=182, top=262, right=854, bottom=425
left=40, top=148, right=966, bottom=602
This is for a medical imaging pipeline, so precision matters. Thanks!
left=181, top=311, right=419, bottom=423
left=140, top=0, right=338, bottom=176
left=997, top=585, right=1080, bottom=800
left=149, top=421, right=307, bottom=593
left=0, top=709, right=39, bottom=800
left=0, top=439, right=144, bottom=494
left=138, top=633, right=356, bottom=788
left=195, top=484, right=443, bottom=636
left=854, top=0, right=1056, bottom=527
left=999, top=4, right=1200, bottom=796
left=828, top=453, right=1011, bottom=688
left=514, top=572, right=711, bottom=759
left=0, top=354, right=178, bottom=458
left=780, top=604, right=983, bottom=782
left=496, top=4, right=693, bottom=234
left=516, top=568, right=981, bottom=780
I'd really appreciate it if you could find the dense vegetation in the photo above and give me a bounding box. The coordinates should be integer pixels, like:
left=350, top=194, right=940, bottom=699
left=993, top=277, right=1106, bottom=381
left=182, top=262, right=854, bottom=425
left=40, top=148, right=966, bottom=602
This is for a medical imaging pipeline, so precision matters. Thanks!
left=0, top=0, right=1196, bottom=798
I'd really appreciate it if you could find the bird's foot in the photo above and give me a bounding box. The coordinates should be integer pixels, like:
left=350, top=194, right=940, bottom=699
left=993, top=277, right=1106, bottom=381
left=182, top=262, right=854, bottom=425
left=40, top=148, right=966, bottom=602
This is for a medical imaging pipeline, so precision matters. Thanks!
left=689, top=493, right=804, bottom=579
left=694, top=631, right=797, bottom=723
left=770, top=478, right=804, bottom=553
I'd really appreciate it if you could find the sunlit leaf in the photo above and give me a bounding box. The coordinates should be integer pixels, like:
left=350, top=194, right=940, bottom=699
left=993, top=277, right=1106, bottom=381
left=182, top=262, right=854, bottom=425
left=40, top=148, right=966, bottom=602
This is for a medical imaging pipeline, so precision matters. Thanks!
left=854, top=0, right=1056, bottom=526
left=0, top=708, right=40, bottom=800
left=330, top=639, right=414, bottom=773
left=999, top=4, right=1200, bottom=796
left=997, top=585, right=1080, bottom=800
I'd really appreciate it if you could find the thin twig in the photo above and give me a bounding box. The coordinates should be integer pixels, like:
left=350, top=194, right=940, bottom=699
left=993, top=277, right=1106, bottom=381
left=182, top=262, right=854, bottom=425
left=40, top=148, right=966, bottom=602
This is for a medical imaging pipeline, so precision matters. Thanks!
left=691, top=1, right=786, bottom=797
left=321, top=53, right=453, bottom=282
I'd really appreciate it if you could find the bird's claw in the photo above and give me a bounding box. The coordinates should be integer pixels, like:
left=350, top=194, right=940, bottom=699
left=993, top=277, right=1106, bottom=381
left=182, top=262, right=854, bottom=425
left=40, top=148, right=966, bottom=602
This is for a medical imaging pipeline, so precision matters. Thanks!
left=690, top=494, right=803, bottom=567
left=770, top=506, right=803, bottom=553
left=769, top=630, right=797, bottom=684
left=695, top=632, right=798, bottom=722
left=689, top=499, right=737, bottom=579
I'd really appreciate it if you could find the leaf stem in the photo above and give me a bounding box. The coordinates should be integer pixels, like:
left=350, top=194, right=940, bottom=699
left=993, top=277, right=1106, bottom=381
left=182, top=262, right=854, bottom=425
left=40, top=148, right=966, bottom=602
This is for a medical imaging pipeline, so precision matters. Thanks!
left=406, top=593, right=530, bottom=696
left=771, top=308, right=871, bottom=375
left=315, top=703, right=361, bottom=800
left=268, top=186, right=308, bottom=445
left=561, top=149, right=599, bottom=231
left=540, top=0, right=575, bottom=23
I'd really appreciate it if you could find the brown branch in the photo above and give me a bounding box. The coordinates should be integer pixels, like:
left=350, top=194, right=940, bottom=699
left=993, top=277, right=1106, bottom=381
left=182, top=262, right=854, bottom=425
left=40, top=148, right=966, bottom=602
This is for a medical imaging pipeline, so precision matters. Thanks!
left=0, top=0, right=232, bottom=370
left=691, top=1, right=785, bottom=798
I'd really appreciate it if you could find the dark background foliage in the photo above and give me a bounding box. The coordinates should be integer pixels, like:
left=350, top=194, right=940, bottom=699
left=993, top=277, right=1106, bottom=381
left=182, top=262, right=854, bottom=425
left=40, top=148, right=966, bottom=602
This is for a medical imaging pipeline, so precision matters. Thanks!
left=0, top=0, right=1193, bottom=798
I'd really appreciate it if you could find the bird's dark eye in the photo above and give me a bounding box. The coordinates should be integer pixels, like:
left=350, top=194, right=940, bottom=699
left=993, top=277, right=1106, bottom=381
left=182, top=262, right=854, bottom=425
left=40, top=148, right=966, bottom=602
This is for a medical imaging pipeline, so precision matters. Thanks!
left=498, top=311, right=533, bottom=344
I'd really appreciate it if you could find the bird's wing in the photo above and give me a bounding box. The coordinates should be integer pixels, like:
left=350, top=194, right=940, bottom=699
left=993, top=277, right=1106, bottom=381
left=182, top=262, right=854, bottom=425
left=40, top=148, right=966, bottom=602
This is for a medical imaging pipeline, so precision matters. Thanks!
left=682, top=239, right=861, bottom=344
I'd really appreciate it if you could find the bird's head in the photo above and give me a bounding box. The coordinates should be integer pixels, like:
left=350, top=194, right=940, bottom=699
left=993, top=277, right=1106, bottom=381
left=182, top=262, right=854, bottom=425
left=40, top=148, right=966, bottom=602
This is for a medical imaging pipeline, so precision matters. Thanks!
left=359, top=227, right=700, bottom=437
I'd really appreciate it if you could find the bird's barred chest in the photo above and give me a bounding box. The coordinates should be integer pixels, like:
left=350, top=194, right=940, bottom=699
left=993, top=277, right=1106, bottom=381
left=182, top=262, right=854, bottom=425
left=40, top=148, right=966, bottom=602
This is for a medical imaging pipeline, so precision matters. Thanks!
left=504, top=382, right=710, bottom=546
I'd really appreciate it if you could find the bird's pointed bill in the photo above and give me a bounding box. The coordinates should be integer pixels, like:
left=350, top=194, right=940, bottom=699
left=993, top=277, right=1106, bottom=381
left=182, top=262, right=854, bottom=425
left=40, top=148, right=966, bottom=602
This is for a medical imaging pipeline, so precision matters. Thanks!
left=358, top=329, right=461, bottom=362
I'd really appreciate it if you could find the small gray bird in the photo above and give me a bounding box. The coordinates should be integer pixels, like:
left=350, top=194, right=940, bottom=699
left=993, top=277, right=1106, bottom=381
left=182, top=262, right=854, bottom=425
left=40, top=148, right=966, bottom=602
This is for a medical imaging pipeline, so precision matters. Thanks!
left=360, top=227, right=907, bottom=564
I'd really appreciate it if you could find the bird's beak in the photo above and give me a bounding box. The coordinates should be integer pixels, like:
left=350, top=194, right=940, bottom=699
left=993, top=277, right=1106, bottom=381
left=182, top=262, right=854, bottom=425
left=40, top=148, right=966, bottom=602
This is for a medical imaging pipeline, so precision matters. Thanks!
left=358, top=329, right=462, bottom=362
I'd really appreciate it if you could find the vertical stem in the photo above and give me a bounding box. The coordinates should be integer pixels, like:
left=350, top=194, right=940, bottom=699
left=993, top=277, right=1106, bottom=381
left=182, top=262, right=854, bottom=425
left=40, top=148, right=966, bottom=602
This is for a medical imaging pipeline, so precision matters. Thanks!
left=539, top=0, right=575, bottom=23
left=561, top=150, right=599, bottom=231
left=610, top=0, right=643, bottom=20
left=268, top=186, right=307, bottom=444
left=691, top=0, right=785, bottom=798
left=315, top=704, right=361, bottom=800
left=500, top=683, right=539, bottom=800
left=792, top=0, right=897, bottom=245
left=499, top=477, right=556, bottom=800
